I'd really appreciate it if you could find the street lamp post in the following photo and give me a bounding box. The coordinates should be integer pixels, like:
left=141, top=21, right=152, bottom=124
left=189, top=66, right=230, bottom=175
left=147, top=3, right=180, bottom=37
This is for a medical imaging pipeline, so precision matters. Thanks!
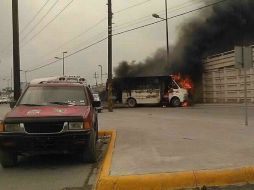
left=152, top=0, right=169, bottom=65
left=55, top=51, right=67, bottom=76
left=98, top=65, right=103, bottom=85
left=20, top=69, right=27, bottom=83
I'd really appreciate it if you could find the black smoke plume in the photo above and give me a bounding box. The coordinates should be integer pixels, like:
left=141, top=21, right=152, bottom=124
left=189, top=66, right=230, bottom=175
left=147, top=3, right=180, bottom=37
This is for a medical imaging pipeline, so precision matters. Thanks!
left=114, top=0, right=254, bottom=82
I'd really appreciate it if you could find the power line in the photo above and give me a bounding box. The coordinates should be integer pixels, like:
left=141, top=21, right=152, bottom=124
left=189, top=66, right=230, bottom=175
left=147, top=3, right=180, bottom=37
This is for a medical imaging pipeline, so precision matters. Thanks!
left=0, top=0, right=52, bottom=55
left=20, top=0, right=60, bottom=43
left=27, top=37, right=108, bottom=73
left=26, top=0, right=148, bottom=53
left=56, top=17, right=106, bottom=49
left=114, top=20, right=164, bottom=36
left=21, top=0, right=199, bottom=60
left=22, top=0, right=74, bottom=48
left=114, top=0, right=152, bottom=14
left=27, top=59, right=60, bottom=73
left=113, top=0, right=205, bottom=30
left=155, top=0, right=218, bottom=17
left=38, top=17, right=107, bottom=60
left=48, top=0, right=151, bottom=53
left=67, top=30, right=107, bottom=53
left=113, top=17, right=152, bottom=32
left=113, top=0, right=227, bottom=36
left=20, top=0, right=51, bottom=34
left=64, top=37, right=108, bottom=60
left=0, top=0, right=193, bottom=56
left=26, top=0, right=227, bottom=73
left=13, top=0, right=146, bottom=58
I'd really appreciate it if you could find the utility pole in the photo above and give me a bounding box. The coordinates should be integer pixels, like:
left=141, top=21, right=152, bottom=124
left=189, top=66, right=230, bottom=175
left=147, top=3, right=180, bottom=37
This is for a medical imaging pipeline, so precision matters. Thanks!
left=94, top=72, right=98, bottom=86
left=107, top=0, right=113, bottom=112
left=10, top=67, right=13, bottom=91
left=98, top=65, right=103, bottom=85
left=165, top=0, right=169, bottom=65
left=55, top=51, right=67, bottom=76
left=235, top=46, right=252, bottom=126
left=62, top=51, right=67, bottom=76
left=242, top=47, right=248, bottom=126
left=12, top=0, right=21, bottom=101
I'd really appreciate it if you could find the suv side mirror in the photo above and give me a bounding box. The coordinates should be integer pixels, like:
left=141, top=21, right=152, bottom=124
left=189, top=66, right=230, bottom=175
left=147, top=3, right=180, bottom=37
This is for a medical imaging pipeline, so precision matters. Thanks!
left=9, top=101, right=17, bottom=109
left=92, top=101, right=100, bottom=108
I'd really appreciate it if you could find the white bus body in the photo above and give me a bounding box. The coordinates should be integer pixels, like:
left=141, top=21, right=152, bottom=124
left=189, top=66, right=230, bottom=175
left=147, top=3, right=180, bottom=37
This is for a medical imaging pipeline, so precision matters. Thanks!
left=116, top=76, right=188, bottom=107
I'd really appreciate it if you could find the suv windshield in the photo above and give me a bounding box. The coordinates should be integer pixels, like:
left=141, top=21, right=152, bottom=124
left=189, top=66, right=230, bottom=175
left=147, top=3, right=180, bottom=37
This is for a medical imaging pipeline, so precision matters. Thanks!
left=19, top=86, right=87, bottom=106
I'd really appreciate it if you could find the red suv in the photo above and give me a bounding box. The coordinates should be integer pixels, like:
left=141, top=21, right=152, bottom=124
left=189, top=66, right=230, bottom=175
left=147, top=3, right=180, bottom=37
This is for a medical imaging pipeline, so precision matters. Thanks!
left=0, top=77, right=98, bottom=167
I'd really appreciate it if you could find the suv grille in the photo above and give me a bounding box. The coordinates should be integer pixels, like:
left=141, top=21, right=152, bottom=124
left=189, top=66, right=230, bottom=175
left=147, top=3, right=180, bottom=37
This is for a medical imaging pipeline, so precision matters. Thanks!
left=24, top=122, right=64, bottom=134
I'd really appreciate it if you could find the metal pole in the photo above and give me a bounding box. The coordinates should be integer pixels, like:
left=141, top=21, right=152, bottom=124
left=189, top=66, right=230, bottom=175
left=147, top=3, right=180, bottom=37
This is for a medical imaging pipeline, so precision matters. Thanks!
left=94, top=72, right=98, bottom=86
left=242, top=46, right=248, bottom=126
left=107, top=0, right=113, bottom=112
left=165, top=0, right=170, bottom=65
left=25, top=71, right=27, bottom=84
left=99, top=65, right=103, bottom=85
left=10, top=67, right=13, bottom=91
left=244, top=67, right=248, bottom=126
left=62, top=52, right=65, bottom=76
left=12, top=0, right=21, bottom=101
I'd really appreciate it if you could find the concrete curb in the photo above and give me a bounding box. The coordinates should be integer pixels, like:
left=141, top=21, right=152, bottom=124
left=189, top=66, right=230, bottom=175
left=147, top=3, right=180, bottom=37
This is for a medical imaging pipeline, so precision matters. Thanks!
left=96, top=131, right=254, bottom=190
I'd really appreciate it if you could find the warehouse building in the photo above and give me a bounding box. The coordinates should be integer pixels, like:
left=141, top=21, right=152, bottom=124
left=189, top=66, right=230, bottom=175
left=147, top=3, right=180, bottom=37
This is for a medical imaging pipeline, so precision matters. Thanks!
left=202, top=46, right=254, bottom=103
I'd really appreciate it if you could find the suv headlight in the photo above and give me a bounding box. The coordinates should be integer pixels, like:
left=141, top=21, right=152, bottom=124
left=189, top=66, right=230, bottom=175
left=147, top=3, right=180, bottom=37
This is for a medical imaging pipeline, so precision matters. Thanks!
left=0, top=121, right=4, bottom=132
left=68, top=122, right=84, bottom=130
left=4, top=123, right=25, bottom=132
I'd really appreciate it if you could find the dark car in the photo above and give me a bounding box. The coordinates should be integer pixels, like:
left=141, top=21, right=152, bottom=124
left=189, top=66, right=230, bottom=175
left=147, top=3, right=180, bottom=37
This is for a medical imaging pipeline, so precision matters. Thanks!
left=0, top=76, right=98, bottom=168
left=92, top=93, right=103, bottom=113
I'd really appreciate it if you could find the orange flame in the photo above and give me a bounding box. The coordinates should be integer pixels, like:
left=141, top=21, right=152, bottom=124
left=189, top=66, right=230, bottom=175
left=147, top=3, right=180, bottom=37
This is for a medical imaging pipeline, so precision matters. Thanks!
left=182, top=101, right=189, bottom=107
left=171, top=74, right=194, bottom=107
left=171, top=74, right=194, bottom=90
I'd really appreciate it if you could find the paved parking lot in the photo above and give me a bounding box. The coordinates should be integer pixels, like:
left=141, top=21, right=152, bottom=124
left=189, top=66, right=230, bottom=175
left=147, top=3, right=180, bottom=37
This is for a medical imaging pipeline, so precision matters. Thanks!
left=99, top=104, right=254, bottom=176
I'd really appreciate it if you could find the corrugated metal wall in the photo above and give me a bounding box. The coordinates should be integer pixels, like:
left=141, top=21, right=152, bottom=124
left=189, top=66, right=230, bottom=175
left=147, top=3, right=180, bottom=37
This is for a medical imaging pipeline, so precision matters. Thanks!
left=202, top=46, right=254, bottom=103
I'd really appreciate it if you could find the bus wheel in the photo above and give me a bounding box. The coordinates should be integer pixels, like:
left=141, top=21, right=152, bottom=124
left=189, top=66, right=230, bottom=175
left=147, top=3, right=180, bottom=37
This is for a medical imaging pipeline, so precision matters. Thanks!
left=171, top=97, right=181, bottom=107
left=127, top=98, right=136, bottom=108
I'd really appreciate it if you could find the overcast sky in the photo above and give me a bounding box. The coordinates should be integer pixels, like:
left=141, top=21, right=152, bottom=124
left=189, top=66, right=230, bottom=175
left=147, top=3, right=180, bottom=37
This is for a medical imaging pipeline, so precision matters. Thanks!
left=0, top=0, right=206, bottom=89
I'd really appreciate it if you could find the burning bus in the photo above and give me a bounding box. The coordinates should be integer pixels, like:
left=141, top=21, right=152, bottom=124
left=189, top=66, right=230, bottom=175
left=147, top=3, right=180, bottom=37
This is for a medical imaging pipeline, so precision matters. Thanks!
left=112, top=75, right=189, bottom=107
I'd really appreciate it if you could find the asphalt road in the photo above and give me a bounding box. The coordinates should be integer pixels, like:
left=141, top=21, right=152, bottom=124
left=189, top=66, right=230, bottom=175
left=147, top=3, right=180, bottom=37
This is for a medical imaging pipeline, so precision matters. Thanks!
left=0, top=104, right=106, bottom=190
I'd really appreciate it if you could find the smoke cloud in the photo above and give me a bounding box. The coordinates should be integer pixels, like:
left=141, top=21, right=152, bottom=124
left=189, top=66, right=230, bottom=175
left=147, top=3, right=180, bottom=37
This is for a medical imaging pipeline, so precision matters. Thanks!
left=114, top=48, right=168, bottom=77
left=114, top=0, right=254, bottom=82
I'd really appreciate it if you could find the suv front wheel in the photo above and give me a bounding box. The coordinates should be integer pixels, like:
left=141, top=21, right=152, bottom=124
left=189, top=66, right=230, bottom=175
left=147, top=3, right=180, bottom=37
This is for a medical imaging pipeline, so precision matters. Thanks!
left=0, top=150, right=18, bottom=168
left=79, top=128, right=97, bottom=163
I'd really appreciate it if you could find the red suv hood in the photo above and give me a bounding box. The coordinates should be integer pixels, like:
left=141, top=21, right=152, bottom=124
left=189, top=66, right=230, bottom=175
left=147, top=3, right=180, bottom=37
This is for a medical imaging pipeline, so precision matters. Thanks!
left=5, top=105, right=90, bottom=119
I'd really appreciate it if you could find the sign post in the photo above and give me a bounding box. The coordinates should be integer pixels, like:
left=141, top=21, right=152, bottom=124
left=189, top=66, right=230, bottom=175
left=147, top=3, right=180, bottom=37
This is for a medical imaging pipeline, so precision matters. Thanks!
left=235, top=46, right=253, bottom=126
